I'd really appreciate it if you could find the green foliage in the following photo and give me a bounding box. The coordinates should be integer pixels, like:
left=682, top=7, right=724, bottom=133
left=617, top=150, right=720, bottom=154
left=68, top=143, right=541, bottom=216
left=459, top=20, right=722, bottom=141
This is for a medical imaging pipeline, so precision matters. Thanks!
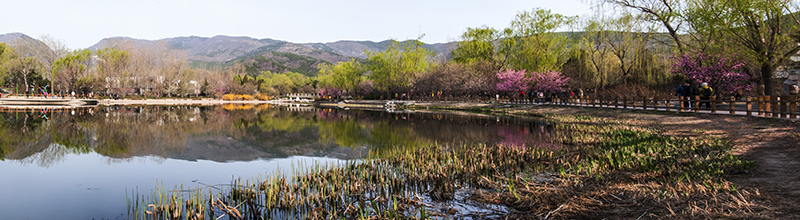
left=500, top=8, right=577, bottom=72
left=452, top=26, right=499, bottom=65
left=365, top=39, right=434, bottom=93
left=0, top=43, right=11, bottom=86
left=317, top=59, right=365, bottom=95
left=52, top=49, right=93, bottom=92
left=256, top=71, right=314, bottom=95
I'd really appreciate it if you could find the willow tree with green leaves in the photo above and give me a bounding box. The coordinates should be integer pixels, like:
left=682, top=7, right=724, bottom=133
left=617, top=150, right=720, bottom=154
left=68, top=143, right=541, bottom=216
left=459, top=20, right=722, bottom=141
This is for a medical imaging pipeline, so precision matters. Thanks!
left=52, top=49, right=93, bottom=93
left=571, top=16, right=621, bottom=89
left=317, top=59, right=365, bottom=95
left=451, top=26, right=500, bottom=67
left=603, top=0, right=688, bottom=54
left=95, top=48, right=130, bottom=92
left=500, top=8, right=577, bottom=73
left=365, top=39, right=433, bottom=95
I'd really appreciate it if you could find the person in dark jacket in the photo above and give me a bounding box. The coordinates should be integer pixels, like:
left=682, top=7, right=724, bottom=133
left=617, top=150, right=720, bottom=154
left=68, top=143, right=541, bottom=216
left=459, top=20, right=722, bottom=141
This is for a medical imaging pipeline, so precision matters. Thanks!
left=675, top=81, right=693, bottom=109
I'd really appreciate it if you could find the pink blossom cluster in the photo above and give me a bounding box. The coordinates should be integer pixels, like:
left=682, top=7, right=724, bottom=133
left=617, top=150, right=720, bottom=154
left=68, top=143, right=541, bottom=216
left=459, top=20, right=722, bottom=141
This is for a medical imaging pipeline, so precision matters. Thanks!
left=672, top=53, right=754, bottom=96
left=495, top=69, right=570, bottom=94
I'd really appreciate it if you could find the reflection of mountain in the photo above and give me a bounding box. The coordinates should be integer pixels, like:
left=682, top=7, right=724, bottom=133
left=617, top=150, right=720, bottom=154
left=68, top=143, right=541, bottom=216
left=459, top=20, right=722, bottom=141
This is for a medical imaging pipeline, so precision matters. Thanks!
left=1, top=105, right=555, bottom=167
left=173, top=135, right=364, bottom=162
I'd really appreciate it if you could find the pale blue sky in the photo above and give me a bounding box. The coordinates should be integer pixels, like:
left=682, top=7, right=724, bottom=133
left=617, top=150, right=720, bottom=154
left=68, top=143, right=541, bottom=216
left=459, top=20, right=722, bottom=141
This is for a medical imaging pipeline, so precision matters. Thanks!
left=2, top=0, right=592, bottom=49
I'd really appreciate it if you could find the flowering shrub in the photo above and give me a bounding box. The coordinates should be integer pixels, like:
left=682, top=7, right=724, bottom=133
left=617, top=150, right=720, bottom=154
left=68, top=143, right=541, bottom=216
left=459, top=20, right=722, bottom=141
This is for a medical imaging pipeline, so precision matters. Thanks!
left=672, top=53, right=753, bottom=96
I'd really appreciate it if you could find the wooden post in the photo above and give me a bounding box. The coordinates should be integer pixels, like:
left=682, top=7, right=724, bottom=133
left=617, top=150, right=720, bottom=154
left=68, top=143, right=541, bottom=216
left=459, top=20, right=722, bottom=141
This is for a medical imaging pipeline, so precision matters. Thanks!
left=694, top=96, right=700, bottom=113
left=643, top=97, right=648, bottom=110
left=729, top=96, right=735, bottom=115
left=766, top=95, right=773, bottom=118
left=772, top=95, right=779, bottom=118
left=623, top=97, right=628, bottom=109
left=666, top=96, right=672, bottom=111
left=791, top=95, right=797, bottom=119
left=746, top=96, right=752, bottom=116
left=779, top=96, right=786, bottom=118
left=711, top=96, right=717, bottom=113
left=615, top=96, right=619, bottom=108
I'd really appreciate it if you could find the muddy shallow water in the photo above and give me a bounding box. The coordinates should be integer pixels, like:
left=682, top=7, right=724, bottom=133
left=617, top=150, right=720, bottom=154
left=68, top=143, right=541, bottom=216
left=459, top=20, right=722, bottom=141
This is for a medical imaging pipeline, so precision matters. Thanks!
left=0, top=104, right=556, bottom=219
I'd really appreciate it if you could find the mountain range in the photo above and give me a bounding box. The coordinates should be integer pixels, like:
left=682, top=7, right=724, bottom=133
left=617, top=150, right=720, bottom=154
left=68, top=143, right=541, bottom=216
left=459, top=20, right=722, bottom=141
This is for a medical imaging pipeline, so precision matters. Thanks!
left=0, top=32, right=453, bottom=77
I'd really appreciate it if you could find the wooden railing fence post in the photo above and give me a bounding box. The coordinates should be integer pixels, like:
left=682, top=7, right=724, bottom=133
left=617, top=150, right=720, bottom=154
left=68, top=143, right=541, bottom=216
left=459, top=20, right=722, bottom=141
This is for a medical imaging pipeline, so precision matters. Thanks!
left=666, top=96, right=672, bottom=111
left=746, top=96, right=752, bottom=116
left=765, top=95, right=773, bottom=117
left=711, top=96, right=717, bottom=113
left=780, top=96, right=786, bottom=118
left=790, top=95, right=798, bottom=119
left=623, top=97, right=628, bottom=109
left=729, top=96, right=736, bottom=115
left=643, top=97, right=648, bottom=110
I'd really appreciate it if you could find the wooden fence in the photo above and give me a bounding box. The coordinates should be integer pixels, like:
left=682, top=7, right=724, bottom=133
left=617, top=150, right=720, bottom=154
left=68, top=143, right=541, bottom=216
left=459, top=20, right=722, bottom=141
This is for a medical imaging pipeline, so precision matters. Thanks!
left=412, top=94, right=800, bottom=119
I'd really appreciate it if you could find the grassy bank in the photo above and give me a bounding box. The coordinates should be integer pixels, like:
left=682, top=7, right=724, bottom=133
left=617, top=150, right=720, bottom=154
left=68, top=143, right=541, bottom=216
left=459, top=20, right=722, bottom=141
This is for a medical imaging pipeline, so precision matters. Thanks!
left=128, top=111, right=761, bottom=219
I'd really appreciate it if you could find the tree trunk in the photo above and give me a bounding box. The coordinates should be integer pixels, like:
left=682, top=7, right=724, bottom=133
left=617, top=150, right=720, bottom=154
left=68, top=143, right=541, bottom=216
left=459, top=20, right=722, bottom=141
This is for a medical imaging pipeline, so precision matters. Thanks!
left=761, top=63, right=775, bottom=96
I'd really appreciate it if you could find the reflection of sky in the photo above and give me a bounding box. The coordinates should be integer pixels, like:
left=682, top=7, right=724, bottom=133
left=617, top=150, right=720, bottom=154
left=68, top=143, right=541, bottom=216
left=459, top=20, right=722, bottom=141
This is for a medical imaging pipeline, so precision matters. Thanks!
left=2, top=107, right=561, bottom=218
left=0, top=148, right=344, bottom=220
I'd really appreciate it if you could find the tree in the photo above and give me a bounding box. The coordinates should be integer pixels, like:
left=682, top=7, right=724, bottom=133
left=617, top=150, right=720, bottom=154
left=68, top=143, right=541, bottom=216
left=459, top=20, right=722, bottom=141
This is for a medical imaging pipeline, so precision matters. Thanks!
left=52, top=49, right=93, bottom=93
left=7, top=35, right=69, bottom=92
left=317, top=59, right=365, bottom=95
left=715, top=0, right=800, bottom=95
left=95, top=48, right=130, bottom=93
left=495, top=69, right=531, bottom=94
left=571, top=18, right=621, bottom=90
left=7, top=56, right=42, bottom=93
left=530, top=70, right=571, bottom=94
left=451, top=26, right=499, bottom=67
left=603, top=0, right=687, bottom=54
left=500, top=8, right=577, bottom=73
left=672, top=52, right=753, bottom=96
left=604, top=13, right=653, bottom=84
left=366, top=39, right=433, bottom=95
left=0, top=43, right=10, bottom=86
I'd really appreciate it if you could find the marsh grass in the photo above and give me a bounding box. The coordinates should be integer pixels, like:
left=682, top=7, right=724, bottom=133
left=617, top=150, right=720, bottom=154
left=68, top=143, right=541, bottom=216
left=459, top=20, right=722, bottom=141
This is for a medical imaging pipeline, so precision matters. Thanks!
left=127, top=113, right=757, bottom=219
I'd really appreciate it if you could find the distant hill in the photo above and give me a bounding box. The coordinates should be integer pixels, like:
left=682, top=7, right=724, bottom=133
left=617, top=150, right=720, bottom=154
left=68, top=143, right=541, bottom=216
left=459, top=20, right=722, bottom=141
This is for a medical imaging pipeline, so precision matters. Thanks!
left=5, top=32, right=453, bottom=76
left=0, top=32, right=40, bottom=46
left=305, top=40, right=452, bottom=59
left=88, top=35, right=453, bottom=76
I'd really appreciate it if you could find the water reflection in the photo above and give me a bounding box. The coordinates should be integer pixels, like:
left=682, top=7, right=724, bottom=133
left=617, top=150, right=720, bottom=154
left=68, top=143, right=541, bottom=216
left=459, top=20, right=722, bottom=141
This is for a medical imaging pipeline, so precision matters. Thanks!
left=0, top=105, right=557, bottom=167
left=0, top=104, right=559, bottom=219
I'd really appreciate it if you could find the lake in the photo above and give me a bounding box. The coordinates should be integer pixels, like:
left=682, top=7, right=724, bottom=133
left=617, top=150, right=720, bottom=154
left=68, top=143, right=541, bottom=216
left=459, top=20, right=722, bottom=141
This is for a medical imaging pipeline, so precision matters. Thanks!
left=0, top=104, right=556, bottom=219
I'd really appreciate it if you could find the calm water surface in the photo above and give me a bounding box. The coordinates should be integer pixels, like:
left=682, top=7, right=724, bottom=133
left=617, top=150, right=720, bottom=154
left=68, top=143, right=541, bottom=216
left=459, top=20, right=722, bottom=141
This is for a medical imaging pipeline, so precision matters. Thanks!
left=0, top=104, right=556, bottom=219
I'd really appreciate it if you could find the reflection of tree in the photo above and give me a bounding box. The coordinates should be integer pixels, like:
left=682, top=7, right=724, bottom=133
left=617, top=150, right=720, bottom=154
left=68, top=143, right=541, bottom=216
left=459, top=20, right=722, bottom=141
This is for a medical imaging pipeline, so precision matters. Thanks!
left=19, top=144, right=68, bottom=168
left=2, top=106, right=560, bottom=166
left=1, top=112, right=51, bottom=161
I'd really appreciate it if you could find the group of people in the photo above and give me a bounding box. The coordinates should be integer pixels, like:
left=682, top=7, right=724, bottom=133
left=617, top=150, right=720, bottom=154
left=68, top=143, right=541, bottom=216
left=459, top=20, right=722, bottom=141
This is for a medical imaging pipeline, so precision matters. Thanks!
left=675, top=81, right=714, bottom=109
left=514, top=89, right=584, bottom=103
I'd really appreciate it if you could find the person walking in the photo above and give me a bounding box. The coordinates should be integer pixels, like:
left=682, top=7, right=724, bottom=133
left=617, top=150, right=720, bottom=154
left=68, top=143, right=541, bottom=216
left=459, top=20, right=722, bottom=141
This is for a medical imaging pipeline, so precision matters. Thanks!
left=699, top=82, right=713, bottom=109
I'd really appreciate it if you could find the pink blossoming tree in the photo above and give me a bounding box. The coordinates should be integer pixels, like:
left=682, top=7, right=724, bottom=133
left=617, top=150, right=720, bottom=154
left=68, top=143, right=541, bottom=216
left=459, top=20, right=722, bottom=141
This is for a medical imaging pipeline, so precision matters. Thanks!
left=672, top=53, right=753, bottom=96
left=495, top=69, right=531, bottom=94
left=530, top=70, right=570, bottom=94
left=496, top=69, right=570, bottom=94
